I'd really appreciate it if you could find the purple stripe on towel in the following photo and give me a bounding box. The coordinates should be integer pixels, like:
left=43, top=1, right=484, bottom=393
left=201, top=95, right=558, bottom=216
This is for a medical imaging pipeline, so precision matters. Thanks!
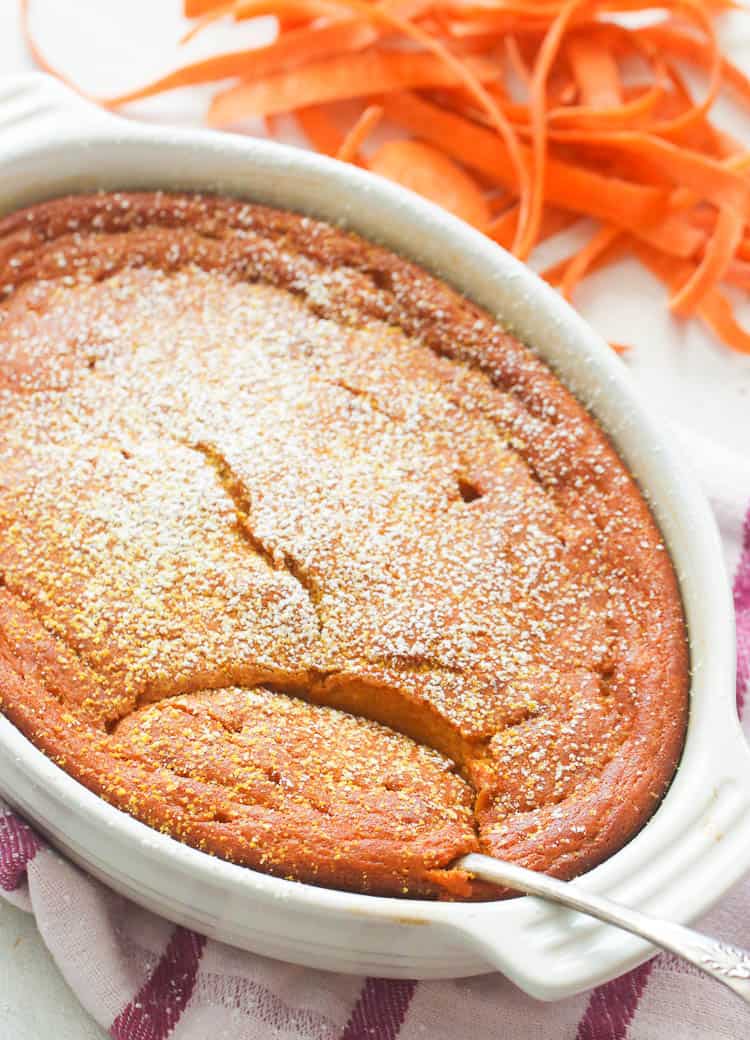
left=734, top=505, right=750, bottom=715
left=0, top=811, right=41, bottom=891
left=340, top=978, right=417, bottom=1040
left=110, top=926, right=206, bottom=1040
left=576, top=961, right=655, bottom=1040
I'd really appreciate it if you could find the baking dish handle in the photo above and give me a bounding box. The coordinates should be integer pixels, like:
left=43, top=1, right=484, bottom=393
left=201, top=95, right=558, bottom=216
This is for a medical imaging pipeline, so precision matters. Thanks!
left=439, top=726, right=750, bottom=1000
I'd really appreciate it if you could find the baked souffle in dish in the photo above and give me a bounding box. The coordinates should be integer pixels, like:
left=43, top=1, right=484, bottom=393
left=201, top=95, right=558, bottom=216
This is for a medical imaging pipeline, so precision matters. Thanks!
left=0, top=193, right=687, bottom=899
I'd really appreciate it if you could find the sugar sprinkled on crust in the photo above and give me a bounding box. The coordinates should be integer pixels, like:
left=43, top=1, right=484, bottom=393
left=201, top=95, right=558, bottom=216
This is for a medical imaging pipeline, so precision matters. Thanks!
left=0, top=193, right=688, bottom=898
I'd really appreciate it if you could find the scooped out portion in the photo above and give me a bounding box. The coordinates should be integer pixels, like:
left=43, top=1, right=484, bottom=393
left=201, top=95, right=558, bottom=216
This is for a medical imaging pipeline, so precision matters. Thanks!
left=112, top=687, right=478, bottom=896
left=0, top=193, right=688, bottom=897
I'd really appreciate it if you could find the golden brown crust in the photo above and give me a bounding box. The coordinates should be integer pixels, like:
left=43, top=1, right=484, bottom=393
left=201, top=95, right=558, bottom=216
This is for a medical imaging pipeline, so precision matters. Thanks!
left=0, top=192, right=688, bottom=897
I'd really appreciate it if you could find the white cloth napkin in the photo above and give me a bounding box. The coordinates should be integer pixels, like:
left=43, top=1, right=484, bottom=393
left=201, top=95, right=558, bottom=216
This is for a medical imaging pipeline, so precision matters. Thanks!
left=0, top=429, right=748, bottom=1040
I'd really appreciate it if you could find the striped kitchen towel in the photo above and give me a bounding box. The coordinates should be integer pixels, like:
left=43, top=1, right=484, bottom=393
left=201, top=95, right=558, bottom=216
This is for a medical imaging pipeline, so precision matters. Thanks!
left=1, top=429, right=749, bottom=1040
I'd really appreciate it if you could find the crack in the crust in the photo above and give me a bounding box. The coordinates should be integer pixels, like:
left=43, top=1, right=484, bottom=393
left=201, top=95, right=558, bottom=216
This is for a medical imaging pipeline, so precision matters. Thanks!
left=2, top=568, right=615, bottom=762
left=189, top=441, right=322, bottom=631
left=1, top=208, right=636, bottom=841
left=326, top=378, right=403, bottom=422
left=2, top=563, right=626, bottom=841
left=365, top=653, right=463, bottom=677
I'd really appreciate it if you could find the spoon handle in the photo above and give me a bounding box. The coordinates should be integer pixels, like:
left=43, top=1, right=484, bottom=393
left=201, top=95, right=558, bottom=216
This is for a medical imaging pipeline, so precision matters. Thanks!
left=460, top=853, right=750, bottom=1003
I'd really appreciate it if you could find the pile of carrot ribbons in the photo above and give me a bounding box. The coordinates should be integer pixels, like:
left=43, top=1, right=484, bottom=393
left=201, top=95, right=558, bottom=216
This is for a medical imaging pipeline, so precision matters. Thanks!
left=21, top=0, right=750, bottom=352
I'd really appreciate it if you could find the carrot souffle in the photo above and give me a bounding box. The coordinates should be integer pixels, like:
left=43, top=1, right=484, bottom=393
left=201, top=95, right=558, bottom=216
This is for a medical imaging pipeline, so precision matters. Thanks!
left=0, top=192, right=688, bottom=898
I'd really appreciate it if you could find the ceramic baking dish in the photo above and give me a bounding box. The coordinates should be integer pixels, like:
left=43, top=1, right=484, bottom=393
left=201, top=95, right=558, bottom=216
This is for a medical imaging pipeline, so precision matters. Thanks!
left=0, top=72, right=747, bottom=1001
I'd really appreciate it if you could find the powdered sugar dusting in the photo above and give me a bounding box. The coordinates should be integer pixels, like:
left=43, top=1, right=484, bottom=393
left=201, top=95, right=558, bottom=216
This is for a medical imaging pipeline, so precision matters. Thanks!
left=0, top=193, right=688, bottom=895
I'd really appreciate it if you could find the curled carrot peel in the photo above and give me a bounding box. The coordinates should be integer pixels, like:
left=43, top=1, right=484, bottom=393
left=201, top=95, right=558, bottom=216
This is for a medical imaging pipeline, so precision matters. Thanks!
left=18, top=0, right=750, bottom=355
left=560, top=225, right=621, bottom=299
left=296, top=104, right=346, bottom=154
left=725, top=260, right=750, bottom=291
left=698, top=293, right=750, bottom=355
left=566, top=33, right=622, bottom=108
left=325, top=0, right=532, bottom=254
left=381, top=91, right=667, bottom=229
left=368, top=139, right=492, bottom=227
left=207, top=52, right=501, bottom=124
left=637, top=243, right=750, bottom=353
left=107, top=21, right=382, bottom=108
left=184, top=0, right=227, bottom=16
left=180, top=0, right=340, bottom=43
left=521, top=0, right=581, bottom=258
left=488, top=203, right=577, bottom=248
left=670, top=207, right=743, bottom=316
left=636, top=22, right=750, bottom=110
left=180, top=2, right=235, bottom=44
left=337, top=104, right=384, bottom=162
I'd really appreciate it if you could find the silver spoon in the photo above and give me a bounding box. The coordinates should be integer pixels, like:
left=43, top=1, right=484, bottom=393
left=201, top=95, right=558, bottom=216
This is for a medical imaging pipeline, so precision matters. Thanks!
left=461, top=853, right=750, bottom=1004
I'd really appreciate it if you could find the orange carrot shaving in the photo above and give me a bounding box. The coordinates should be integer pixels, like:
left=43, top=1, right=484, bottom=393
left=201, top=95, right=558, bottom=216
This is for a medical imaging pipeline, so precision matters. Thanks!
left=315, top=0, right=531, bottom=253
left=486, top=189, right=515, bottom=215
left=725, top=259, right=750, bottom=291
left=368, top=139, right=491, bottom=228
left=107, top=21, right=380, bottom=108
left=566, top=33, right=622, bottom=108
left=232, top=0, right=341, bottom=20
left=637, top=22, right=750, bottom=110
left=180, top=0, right=341, bottom=43
left=208, top=52, right=499, bottom=124
left=546, top=81, right=666, bottom=130
left=521, top=0, right=581, bottom=258
left=487, top=203, right=522, bottom=248
left=337, top=104, right=384, bottom=162
left=636, top=209, right=705, bottom=260
left=180, top=2, right=236, bottom=44
left=542, top=228, right=630, bottom=282
left=382, top=91, right=666, bottom=228
left=546, top=131, right=750, bottom=218
left=559, top=224, right=621, bottom=298
left=637, top=243, right=750, bottom=353
left=697, top=292, right=750, bottom=355
left=640, top=3, right=721, bottom=138
left=184, top=0, right=227, bottom=15
left=488, top=202, right=577, bottom=249
left=669, top=207, right=743, bottom=316
left=296, top=104, right=346, bottom=154
left=18, top=0, right=750, bottom=355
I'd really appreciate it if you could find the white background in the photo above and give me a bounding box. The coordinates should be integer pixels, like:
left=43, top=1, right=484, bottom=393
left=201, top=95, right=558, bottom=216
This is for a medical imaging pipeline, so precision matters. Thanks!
left=1, top=1, right=750, bottom=1035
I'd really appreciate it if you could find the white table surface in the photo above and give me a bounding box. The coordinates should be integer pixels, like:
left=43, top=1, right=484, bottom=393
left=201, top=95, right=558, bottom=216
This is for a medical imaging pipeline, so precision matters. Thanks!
left=1, top=1, right=750, bottom=1036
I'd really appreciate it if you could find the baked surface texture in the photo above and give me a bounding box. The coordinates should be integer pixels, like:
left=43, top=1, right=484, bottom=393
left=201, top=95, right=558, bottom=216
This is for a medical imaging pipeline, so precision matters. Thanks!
left=0, top=193, right=688, bottom=898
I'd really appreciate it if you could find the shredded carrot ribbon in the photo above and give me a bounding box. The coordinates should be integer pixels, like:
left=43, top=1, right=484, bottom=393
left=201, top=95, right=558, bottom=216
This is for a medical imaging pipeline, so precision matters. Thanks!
left=18, top=0, right=750, bottom=355
left=559, top=225, right=622, bottom=299
left=669, top=207, right=743, bottom=316
left=336, top=104, right=384, bottom=162
left=296, top=104, right=346, bottom=154
left=369, top=138, right=492, bottom=227
left=207, top=52, right=501, bottom=123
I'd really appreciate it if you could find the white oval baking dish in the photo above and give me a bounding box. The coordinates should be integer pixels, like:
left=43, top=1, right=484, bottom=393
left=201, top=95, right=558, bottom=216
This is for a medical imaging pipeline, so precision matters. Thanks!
left=0, top=73, right=746, bottom=1001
